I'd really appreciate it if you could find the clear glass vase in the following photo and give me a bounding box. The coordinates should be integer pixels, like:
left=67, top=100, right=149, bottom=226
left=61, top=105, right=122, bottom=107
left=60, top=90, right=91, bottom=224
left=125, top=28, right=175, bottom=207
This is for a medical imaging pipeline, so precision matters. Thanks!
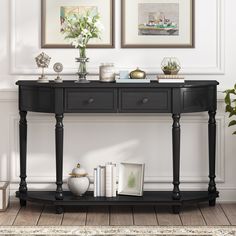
left=75, top=47, right=90, bottom=83
left=161, top=57, right=181, bottom=75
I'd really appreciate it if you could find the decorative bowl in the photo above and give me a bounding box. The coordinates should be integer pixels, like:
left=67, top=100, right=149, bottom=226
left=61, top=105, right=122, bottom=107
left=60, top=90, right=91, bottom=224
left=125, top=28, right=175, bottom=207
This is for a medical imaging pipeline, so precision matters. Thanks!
left=130, top=68, right=146, bottom=79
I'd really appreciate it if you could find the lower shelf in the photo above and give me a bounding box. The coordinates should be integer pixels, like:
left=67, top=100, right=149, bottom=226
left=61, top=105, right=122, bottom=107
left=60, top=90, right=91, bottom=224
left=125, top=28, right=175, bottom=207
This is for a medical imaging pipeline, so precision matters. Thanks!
left=16, top=190, right=219, bottom=206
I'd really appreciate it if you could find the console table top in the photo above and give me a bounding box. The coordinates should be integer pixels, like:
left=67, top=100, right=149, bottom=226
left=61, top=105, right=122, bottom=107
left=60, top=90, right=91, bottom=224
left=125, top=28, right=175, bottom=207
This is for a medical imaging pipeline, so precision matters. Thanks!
left=16, top=80, right=219, bottom=88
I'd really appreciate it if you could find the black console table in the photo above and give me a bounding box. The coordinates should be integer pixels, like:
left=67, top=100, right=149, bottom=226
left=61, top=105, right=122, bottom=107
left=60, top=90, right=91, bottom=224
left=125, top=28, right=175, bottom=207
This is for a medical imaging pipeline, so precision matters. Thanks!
left=16, top=80, right=219, bottom=214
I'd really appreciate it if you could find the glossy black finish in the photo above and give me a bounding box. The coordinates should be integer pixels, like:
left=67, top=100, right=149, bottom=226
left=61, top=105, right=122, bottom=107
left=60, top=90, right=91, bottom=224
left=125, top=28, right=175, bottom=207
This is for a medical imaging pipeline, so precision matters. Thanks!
left=19, top=111, right=27, bottom=207
left=55, top=114, right=64, bottom=200
left=208, top=111, right=217, bottom=206
left=16, top=191, right=219, bottom=206
left=16, top=80, right=219, bottom=214
left=172, top=114, right=181, bottom=200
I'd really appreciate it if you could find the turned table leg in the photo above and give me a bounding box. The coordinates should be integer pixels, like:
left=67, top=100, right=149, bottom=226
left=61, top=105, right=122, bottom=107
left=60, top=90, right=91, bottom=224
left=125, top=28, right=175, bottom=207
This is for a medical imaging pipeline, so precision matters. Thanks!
left=19, top=111, right=27, bottom=207
left=208, top=110, right=217, bottom=206
left=55, top=114, right=64, bottom=201
left=172, top=114, right=181, bottom=202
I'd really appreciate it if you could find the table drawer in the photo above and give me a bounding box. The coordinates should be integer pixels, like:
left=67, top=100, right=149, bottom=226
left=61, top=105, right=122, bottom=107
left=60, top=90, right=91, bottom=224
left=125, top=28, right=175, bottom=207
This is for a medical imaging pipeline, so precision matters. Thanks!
left=120, top=89, right=171, bottom=113
left=65, top=89, right=117, bottom=112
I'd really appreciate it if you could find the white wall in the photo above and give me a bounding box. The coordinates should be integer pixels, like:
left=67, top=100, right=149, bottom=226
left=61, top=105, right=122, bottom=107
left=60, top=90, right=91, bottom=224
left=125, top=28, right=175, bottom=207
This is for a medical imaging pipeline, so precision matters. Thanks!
left=0, top=0, right=236, bottom=201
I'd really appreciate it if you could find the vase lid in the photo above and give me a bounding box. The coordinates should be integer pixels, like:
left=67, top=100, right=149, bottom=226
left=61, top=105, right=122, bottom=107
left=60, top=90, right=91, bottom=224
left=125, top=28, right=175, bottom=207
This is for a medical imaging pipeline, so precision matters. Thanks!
left=69, top=163, right=88, bottom=177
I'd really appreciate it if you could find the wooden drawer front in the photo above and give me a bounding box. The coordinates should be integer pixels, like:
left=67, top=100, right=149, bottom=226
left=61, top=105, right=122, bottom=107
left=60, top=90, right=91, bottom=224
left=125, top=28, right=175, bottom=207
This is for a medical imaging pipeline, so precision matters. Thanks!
left=65, top=89, right=117, bottom=112
left=120, top=89, right=171, bottom=113
left=181, top=87, right=216, bottom=113
left=20, top=87, right=54, bottom=113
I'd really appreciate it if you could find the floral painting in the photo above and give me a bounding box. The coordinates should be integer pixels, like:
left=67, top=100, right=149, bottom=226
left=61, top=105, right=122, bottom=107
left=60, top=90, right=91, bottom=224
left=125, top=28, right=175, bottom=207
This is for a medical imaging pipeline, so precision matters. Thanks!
left=41, top=0, right=114, bottom=48
left=60, top=6, right=98, bottom=32
left=138, top=3, right=179, bottom=36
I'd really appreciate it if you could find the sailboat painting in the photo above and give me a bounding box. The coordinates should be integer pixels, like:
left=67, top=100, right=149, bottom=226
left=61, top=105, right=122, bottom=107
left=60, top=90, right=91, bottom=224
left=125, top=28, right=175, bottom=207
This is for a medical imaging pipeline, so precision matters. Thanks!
left=138, top=3, right=179, bottom=36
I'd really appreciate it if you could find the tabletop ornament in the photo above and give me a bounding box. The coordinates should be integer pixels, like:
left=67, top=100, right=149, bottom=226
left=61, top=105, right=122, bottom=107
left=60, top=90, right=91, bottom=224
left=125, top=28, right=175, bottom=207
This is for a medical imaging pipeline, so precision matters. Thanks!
left=53, top=62, right=63, bottom=83
left=161, top=57, right=181, bottom=75
left=61, top=9, right=104, bottom=83
left=68, top=163, right=90, bottom=196
left=35, top=52, right=51, bottom=83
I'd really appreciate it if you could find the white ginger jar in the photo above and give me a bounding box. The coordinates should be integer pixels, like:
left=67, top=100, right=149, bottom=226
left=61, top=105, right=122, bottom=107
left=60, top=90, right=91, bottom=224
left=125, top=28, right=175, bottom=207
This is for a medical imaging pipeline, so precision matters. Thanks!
left=68, top=164, right=90, bottom=196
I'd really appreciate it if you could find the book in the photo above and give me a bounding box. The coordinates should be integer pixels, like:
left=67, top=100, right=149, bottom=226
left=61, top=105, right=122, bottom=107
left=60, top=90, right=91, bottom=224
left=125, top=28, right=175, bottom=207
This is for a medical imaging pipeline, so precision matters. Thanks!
left=157, top=74, right=184, bottom=79
left=93, top=168, right=97, bottom=197
left=97, top=166, right=101, bottom=197
left=157, top=78, right=185, bottom=83
left=105, top=163, right=113, bottom=197
left=112, top=164, right=116, bottom=197
left=156, top=74, right=185, bottom=83
left=116, top=79, right=151, bottom=83
left=100, top=166, right=106, bottom=197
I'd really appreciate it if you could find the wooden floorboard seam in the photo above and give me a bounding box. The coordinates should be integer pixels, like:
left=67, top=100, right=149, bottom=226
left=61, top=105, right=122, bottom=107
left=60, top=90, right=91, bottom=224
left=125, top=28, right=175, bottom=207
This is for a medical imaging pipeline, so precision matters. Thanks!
left=153, top=205, right=159, bottom=226
left=9, top=205, right=21, bottom=226
left=36, top=205, right=44, bottom=226
left=219, top=204, right=232, bottom=226
left=197, top=204, right=207, bottom=226
left=131, top=207, right=134, bottom=226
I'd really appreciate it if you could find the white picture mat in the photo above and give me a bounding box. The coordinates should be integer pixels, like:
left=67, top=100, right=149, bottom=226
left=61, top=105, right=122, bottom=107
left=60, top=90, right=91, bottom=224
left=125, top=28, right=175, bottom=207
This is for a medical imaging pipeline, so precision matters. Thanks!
left=0, top=190, right=2, bottom=210
left=118, top=163, right=144, bottom=196
left=44, top=0, right=112, bottom=45
left=123, top=0, right=192, bottom=46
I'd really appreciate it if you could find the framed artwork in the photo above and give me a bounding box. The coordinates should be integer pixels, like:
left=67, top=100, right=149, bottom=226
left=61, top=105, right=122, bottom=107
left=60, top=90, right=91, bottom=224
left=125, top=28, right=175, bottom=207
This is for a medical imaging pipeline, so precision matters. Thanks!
left=121, top=0, right=194, bottom=48
left=118, top=163, right=145, bottom=196
left=41, top=0, right=115, bottom=48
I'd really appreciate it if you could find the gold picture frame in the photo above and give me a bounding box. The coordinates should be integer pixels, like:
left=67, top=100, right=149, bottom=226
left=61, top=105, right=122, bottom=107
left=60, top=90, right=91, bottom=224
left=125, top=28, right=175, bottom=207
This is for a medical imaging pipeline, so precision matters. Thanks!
left=121, top=0, right=195, bottom=48
left=41, top=0, right=115, bottom=48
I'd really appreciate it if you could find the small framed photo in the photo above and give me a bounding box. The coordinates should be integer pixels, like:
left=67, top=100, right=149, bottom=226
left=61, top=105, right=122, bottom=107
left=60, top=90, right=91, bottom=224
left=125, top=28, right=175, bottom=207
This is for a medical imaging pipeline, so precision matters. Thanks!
left=118, top=163, right=145, bottom=196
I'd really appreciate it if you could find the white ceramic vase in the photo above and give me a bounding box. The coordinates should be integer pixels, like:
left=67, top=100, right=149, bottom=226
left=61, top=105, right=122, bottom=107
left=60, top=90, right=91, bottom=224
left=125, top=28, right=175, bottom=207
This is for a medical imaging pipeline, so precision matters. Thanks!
left=68, top=164, right=90, bottom=196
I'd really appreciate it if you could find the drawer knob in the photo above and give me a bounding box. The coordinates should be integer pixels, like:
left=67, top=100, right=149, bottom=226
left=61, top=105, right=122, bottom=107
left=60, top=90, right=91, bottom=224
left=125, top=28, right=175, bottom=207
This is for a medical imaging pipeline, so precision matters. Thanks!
left=88, top=98, right=95, bottom=104
left=141, top=98, right=149, bottom=104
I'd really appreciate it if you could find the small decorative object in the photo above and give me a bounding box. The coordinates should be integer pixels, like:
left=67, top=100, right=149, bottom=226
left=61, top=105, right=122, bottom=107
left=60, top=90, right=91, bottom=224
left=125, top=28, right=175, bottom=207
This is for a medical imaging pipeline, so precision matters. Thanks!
left=0, top=182, right=10, bottom=212
left=224, top=84, right=236, bottom=135
left=130, top=68, right=146, bottom=79
left=99, top=63, right=116, bottom=82
left=119, top=70, right=130, bottom=79
left=161, top=57, right=181, bottom=75
left=118, top=163, right=145, bottom=196
left=68, top=164, right=90, bottom=196
left=53, top=63, right=63, bottom=83
left=61, top=9, right=104, bottom=83
left=35, top=52, right=51, bottom=83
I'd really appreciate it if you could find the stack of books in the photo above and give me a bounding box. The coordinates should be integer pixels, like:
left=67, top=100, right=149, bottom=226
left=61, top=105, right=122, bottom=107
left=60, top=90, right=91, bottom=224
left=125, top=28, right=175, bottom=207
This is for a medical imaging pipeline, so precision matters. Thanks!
left=94, top=163, right=116, bottom=197
left=156, top=74, right=185, bottom=83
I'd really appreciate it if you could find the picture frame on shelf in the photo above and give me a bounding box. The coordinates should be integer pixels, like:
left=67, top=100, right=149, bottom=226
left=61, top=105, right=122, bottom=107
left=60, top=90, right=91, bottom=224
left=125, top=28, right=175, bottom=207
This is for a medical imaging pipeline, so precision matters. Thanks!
left=41, top=0, right=115, bottom=48
left=118, top=163, right=145, bottom=196
left=121, top=0, right=194, bottom=48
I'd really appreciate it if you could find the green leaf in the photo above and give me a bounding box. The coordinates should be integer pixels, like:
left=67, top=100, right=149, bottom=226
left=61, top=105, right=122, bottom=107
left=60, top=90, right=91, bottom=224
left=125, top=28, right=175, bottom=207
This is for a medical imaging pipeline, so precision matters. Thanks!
left=229, top=110, right=236, bottom=118
left=225, top=93, right=231, bottom=105
left=233, top=131, right=236, bottom=135
left=225, top=105, right=233, bottom=113
left=228, top=120, right=236, bottom=127
left=234, top=84, right=236, bottom=91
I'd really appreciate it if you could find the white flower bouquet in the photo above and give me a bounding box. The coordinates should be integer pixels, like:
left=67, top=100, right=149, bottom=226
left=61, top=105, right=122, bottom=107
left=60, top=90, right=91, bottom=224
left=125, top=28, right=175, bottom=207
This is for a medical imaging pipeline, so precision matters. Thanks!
left=61, top=9, right=104, bottom=51
left=61, top=9, right=104, bottom=82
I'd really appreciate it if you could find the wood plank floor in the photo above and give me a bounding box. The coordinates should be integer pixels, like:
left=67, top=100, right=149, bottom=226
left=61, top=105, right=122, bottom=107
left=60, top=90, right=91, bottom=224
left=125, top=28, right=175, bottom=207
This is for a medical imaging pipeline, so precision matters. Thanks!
left=0, top=202, right=235, bottom=226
